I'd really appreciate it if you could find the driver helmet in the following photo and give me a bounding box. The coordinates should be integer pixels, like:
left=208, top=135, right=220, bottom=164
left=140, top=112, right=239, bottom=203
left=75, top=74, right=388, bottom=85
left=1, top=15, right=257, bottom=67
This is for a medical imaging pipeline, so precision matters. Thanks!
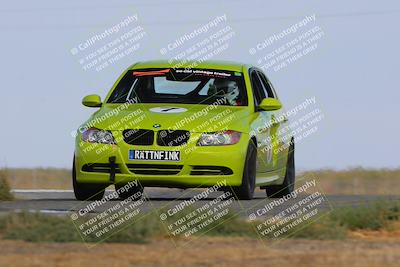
left=208, top=79, right=240, bottom=105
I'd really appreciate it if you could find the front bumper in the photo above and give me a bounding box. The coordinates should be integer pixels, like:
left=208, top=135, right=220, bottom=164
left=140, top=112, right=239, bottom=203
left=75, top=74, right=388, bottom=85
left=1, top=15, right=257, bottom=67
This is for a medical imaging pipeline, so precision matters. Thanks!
left=75, top=131, right=249, bottom=187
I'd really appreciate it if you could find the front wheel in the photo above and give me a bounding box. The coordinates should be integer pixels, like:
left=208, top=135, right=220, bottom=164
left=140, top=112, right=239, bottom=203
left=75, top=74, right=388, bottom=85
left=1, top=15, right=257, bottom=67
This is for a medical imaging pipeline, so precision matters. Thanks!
left=232, top=141, right=257, bottom=200
left=72, top=156, right=107, bottom=201
left=266, top=141, right=295, bottom=198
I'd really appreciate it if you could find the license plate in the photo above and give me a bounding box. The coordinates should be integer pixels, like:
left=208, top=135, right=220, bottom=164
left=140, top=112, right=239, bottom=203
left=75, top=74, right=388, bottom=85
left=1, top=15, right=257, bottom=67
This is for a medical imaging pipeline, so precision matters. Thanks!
left=128, top=150, right=180, bottom=161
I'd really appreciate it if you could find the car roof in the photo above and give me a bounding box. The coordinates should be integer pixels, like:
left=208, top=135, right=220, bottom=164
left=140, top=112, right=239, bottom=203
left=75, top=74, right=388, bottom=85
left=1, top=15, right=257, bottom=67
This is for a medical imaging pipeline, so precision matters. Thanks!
left=128, top=60, right=252, bottom=72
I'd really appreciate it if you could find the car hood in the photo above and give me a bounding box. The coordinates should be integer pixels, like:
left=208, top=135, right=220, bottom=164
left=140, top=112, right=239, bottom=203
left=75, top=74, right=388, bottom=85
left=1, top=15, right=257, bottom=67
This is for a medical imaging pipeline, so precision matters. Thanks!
left=82, top=103, right=255, bottom=133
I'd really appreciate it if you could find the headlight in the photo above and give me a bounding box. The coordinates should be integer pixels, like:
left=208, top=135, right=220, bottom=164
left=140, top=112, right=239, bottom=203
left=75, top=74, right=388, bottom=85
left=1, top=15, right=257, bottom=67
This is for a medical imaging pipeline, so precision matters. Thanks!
left=197, top=130, right=241, bottom=146
left=81, top=128, right=116, bottom=144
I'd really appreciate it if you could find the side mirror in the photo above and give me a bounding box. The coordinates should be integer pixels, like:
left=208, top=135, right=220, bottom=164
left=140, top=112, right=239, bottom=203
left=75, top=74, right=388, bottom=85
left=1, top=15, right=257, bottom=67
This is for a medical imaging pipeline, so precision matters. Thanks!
left=82, top=94, right=102, bottom=107
left=258, top=98, right=282, bottom=111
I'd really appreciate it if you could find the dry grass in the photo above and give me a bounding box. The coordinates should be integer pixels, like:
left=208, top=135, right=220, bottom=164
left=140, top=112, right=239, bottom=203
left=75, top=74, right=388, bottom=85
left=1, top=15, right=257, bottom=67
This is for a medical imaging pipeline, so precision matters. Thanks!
left=5, top=168, right=70, bottom=189
left=1, top=201, right=399, bottom=243
left=300, top=168, right=400, bottom=195
left=1, top=204, right=400, bottom=266
left=0, top=236, right=400, bottom=267
left=3, top=167, right=400, bottom=195
left=0, top=170, right=14, bottom=200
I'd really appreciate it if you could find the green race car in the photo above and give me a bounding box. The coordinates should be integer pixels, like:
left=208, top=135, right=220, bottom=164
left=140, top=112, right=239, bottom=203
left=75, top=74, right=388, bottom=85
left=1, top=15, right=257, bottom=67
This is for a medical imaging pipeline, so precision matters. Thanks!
left=73, top=60, right=295, bottom=200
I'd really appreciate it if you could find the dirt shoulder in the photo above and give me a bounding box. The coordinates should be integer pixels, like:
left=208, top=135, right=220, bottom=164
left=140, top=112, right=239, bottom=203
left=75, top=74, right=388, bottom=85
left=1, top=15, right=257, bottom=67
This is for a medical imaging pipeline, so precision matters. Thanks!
left=1, top=234, right=400, bottom=267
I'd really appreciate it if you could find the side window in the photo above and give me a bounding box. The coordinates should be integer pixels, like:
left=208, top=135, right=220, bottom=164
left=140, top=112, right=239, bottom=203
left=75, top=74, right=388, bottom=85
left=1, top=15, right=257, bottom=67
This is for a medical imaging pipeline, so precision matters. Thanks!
left=108, top=71, right=135, bottom=103
left=250, top=71, right=266, bottom=105
left=267, top=79, right=278, bottom=99
left=257, top=71, right=275, bottom=98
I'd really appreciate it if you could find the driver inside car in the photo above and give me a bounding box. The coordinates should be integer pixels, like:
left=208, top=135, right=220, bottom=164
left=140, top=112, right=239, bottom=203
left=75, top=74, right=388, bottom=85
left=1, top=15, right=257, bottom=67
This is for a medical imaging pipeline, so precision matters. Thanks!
left=208, top=78, right=241, bottom=106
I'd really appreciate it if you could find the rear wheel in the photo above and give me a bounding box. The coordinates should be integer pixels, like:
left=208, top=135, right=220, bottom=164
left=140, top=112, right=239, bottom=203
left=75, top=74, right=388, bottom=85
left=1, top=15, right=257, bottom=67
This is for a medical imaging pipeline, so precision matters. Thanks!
left=232, top=141, right=257, bottom=200
left=115, top=182, right=144, bottom=200
left=72, top=157, right=107, bottom=201
left=266, top=141, right=295, bottom=198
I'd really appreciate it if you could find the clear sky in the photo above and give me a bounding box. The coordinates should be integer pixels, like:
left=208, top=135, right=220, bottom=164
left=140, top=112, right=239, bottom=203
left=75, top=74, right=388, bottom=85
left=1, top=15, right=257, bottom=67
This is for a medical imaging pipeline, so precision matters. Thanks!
left=0, top=0, right=399, bottom=169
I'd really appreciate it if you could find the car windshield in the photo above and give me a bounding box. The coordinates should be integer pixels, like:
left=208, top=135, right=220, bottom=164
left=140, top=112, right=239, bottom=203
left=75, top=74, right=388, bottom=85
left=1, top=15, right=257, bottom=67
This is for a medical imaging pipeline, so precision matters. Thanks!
left=107, top=68, right=248, bottom=106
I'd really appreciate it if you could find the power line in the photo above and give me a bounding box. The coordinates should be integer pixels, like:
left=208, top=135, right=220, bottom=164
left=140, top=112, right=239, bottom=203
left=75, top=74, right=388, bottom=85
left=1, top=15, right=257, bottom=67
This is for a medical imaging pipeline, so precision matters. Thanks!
left=0, top=0, right=244, bottom=13
left=0, top=9, right=399, bottom=31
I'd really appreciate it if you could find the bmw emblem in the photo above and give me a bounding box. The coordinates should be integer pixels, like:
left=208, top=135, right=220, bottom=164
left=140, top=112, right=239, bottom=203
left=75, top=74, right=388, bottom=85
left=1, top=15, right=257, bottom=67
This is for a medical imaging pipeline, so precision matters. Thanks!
left=153, top=124, right=161, bottom=128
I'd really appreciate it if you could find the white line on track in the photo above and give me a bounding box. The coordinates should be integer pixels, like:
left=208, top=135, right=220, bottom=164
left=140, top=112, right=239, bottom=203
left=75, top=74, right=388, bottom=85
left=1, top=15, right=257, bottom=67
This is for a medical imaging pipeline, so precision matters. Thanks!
left=11, top=189, right=73, bottom=193
left=12, top=209, right=71, bottom=214
left=11, top=189, right=115, bottom=193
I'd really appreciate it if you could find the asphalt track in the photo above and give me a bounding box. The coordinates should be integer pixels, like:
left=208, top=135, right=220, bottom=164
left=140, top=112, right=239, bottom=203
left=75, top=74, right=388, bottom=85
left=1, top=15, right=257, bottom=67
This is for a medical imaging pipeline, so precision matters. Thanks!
left=1, top=189, right=399, bottom=218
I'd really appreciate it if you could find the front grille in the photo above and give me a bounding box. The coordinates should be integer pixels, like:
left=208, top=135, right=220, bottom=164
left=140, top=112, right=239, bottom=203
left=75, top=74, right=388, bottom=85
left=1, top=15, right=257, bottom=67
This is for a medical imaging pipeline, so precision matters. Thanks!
left=127, top=164, right=183, bottom=175
left=82, top=163, right=121, bottom=173
left=190, top=166, right=233, bottom=175
left=123, top=129, right=154, bottom=145
left=157, top=130, right=190, bottom=146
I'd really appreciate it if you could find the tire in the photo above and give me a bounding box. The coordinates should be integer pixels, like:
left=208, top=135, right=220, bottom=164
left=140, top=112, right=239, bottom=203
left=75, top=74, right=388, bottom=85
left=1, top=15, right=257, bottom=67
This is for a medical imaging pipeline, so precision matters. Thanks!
left=266, top=141, right=295, bottom=198
left=72, top=156, right=107, bottom=201
left=232, top=141, right=257, bottom=200
left=115, top=182, right=144, bottom=200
